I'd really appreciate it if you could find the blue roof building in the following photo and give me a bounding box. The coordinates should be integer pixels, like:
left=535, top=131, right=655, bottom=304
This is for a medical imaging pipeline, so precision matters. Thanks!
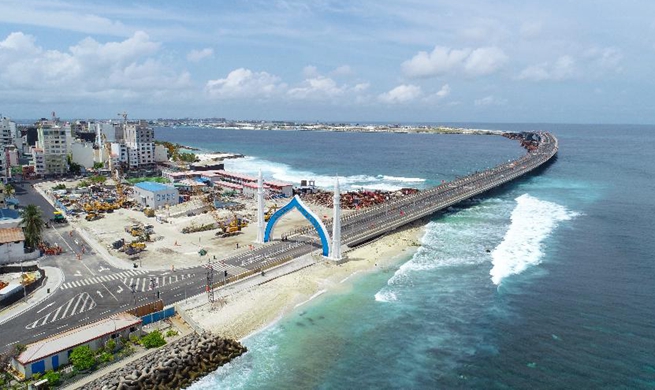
left=132, top=181, right=179, bottom=209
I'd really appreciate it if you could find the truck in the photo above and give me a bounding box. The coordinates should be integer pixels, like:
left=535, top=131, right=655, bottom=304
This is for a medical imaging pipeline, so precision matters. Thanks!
left=51, top=210, right=67, bottom=224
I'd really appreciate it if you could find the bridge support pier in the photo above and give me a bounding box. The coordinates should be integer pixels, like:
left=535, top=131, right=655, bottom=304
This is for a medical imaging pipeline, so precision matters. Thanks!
left=328, top=177, right=342, bottom=261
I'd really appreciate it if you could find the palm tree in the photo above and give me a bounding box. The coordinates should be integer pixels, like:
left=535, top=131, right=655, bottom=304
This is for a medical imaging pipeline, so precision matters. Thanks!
left=4, top=183, right=15, bottom=198
left=20, top=204, right=45, bottom=250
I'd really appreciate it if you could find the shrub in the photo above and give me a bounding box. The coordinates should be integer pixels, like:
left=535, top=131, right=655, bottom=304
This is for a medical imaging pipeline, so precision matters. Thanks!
left=105, top=339, right=117, bottom=352
left=43, top=370, right=60, bottom=386
left=52, top=184, right=66, bottom=190
left=165, top=329, right=179, bottom=338
left=69, top=345, right=97, bottom=371
left=99, top=351, right=114, bottom=363
left=140, top=330, right=167, bottom=349
left=129, top=335, right=141, bottom=345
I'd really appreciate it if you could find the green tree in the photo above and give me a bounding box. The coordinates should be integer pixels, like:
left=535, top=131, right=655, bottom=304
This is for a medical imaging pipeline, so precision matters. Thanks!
left=20, top=205, right=45, bottom=250
left=43, top=370, right=60, bottom=386
left=140, top=330, right=167, bottom=349
left=3, top=183, right=15, bottom=198
left=69, top=345, right=96, bottom=371
left=93, top=162, right=104, bottom=170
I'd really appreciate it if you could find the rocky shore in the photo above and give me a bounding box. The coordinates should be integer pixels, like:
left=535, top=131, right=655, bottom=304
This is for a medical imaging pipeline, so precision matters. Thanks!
left=83, top=333, right=246, bottom=390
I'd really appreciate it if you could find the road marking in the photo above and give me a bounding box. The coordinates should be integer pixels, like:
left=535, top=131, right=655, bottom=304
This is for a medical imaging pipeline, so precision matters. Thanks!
left=56, top=324, right=68, bottom=329
left=26, top=292, right=96, bottom=329
left=36, top=302, right=55, bottom=314
left=98, top=266, right=109, bottom=272
left=117, top=286, right=124, bottom=294
left=96, top=291, right=104, bottom=298
left=74, top=270, right=82, bottom=277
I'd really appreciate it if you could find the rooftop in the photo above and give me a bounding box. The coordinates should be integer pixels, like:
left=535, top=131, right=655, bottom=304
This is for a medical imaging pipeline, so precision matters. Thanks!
left=17, top=313, right=142, bottom=364
left=134, top=181, right=173, bottom=192
left=0, top=227, right=24, bottom=244
left=0, top=208, right=20, bottom=220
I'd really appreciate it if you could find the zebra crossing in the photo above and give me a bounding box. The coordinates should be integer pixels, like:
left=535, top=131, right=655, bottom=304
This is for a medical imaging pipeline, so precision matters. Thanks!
left=123, top=273, right=194, bottom=292
left=60, top=269, right=148, bottom=290
left=26, top=292, right=96, bottom=329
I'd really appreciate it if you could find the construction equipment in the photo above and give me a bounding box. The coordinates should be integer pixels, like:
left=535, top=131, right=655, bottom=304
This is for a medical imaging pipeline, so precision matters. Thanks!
left=85, top=213, right=103, bottom=221
left=144, top=207, right=155, bottom=217
left=264, top=204, right=278, bottom=222
left=38, top=242, right=63, bottom=255
left=51, top=210, right=67, bottom=224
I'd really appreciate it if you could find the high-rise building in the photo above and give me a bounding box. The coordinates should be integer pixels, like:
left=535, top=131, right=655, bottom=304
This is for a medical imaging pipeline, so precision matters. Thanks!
left=35, top=121, right=70, bottom=176
left=124, top=120, right=155, bottom=169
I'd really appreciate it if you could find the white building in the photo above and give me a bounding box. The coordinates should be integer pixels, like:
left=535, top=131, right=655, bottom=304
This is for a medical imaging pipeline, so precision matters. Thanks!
left=132, top=181, right=179, bottom=209
left=36, top=122, right=71, bottom=175
left=29, top=147, right=45, bottom=176
left=70, top=141, right=96, bottom=169
left=124, top=120, right=155, bottom=168
left=0, top=226, right=26, bottom=265
left=154, top=144, right=168, bottom=163
left=0, top=116, right=18, bottom=146
left=12, top=313, right=142, bottom=379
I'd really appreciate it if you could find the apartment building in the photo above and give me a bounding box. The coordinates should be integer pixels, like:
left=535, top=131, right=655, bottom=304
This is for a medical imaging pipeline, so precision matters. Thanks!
left=35, top=122, right=71, bottom=176
left=124, top=120, right=155, bottom=169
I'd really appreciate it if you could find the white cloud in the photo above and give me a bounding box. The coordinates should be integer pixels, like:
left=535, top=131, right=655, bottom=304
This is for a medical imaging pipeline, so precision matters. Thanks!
left=464, top=47, right=508, bottom=76
left=205, top=68, right=286, bottom=99
left=187, top=48, right=214, bottom=62
left=402, top=45, right=507, bottom=78
left=353, top=82, right=369, bottom=92
left=378, top=84, right=422, bottom=104
left=584, top=47, right=623, bottom=73
left=436, top=84, right=451, bottom=98
left=330, top=65, right=353, bottom=76
left=302, top=65, right=319, bottom=78
left=474, top=95, right=507, bottom=106
left=518, top=55, right=576, bottom=81
left=288, top=76, right=344, bottom=99
left=423, top=84, right=451, bottom=103
left=0, top=31, right=188, bottom=98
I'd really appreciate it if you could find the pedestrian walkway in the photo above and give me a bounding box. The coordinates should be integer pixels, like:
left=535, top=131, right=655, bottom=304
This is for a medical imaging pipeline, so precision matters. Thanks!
left=121, top=273, right=194, bottom=292
left=0, top=266, right=64, bottom=326
left=59, top=269, right=149, bottom=290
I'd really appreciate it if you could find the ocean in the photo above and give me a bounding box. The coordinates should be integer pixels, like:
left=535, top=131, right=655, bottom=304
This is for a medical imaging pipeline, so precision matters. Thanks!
left=154, top=124, right=655, bottom=389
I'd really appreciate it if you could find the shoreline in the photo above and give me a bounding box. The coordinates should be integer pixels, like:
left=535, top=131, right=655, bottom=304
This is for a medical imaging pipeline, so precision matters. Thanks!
left=187, top=218, right=428, bottom=342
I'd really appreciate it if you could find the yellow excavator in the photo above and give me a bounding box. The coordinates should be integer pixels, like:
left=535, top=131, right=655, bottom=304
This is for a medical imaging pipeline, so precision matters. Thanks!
left=264, top=204, right=278, bottom=222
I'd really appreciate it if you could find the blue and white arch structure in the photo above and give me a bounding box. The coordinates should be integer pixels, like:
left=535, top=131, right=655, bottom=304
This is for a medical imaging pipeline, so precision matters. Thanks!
left=264, top=195, right=331, bottom=256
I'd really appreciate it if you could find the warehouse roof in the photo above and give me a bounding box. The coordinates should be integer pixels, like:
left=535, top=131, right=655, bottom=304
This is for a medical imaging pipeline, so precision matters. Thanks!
left=16, top=313, right=141, bottom=364
left=134, top=181, right=173, bottom=192
left=0, top=227, right=24, bottom=244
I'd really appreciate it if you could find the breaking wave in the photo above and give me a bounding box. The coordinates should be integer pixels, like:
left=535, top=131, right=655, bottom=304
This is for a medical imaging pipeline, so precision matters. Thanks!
left=224, top=156, right=427, bottom=191
left=490, top=194, right=578, bottom=285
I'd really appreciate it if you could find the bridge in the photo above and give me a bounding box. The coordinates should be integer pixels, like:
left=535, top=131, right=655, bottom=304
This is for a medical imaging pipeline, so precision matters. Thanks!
left=0, top=131, right=557, bottom=352
left=217, top=131, right=558, bottom=271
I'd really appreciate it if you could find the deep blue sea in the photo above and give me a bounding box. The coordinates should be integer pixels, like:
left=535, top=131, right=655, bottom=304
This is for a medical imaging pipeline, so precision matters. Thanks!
left=155, top=124, right=655, bottom=389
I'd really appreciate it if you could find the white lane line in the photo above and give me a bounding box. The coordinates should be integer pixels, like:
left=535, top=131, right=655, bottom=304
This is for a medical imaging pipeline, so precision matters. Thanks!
left=51, top=305, right=63, bottom=321
left=70, top=294, right=84, bottom=316
left=79, top=293, right=92, bottom=314
left=56, top=324, right=68, bottom=330
left=61, top=295, right=75, bottom=318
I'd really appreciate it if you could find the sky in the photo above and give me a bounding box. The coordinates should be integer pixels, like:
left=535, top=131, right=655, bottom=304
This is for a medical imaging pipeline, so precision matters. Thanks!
left=0, top=0, right=653, bottom=124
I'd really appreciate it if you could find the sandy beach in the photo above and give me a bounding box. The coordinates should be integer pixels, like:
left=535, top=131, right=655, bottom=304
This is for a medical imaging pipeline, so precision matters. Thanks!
left=187, top=221, right=426, bottom=341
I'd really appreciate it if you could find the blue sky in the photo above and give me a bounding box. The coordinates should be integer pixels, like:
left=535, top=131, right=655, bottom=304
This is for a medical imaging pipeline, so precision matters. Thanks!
left=0, top=0, right=653, bottom=123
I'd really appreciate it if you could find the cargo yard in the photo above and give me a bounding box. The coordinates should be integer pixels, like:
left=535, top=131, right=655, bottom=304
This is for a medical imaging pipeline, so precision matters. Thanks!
left=36, top=173, right=419, bottom=269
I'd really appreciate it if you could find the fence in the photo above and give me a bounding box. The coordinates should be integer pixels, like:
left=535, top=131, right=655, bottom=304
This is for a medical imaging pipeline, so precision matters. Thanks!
left=141, top=306, right=175, bottom=326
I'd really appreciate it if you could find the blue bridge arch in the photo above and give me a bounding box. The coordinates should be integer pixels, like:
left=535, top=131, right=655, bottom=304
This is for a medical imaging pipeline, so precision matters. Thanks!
left=264, top=195, right=331, bottom=256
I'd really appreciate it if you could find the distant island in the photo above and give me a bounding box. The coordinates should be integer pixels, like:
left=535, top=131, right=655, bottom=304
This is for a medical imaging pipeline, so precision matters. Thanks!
left=151, top=119, right=503, bottom=135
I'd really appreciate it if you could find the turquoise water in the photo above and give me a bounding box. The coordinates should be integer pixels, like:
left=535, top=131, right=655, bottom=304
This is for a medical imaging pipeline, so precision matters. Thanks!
left=155, top=125, right=655, bottom=389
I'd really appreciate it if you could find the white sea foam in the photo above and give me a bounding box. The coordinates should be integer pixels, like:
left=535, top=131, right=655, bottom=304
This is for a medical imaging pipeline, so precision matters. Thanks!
left=294, top=289, right=327, bottom=308
left=490, top=194, right=578, bottom=285
left=374, top=290, right=397, bottom=302
left=224, top=156, right=427, bottom=191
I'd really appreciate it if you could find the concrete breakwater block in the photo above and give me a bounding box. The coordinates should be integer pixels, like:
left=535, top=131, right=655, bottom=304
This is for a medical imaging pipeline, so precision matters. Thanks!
left=84, top=333, right=247, bottom=390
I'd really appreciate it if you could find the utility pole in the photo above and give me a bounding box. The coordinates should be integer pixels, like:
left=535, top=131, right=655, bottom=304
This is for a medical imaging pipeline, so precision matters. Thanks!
left=206, top=258, right=214, bottom=303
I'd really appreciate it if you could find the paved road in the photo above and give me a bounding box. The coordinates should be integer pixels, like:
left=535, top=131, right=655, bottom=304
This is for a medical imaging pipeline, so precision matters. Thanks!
left=0, top=132, right=557, bottom=352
